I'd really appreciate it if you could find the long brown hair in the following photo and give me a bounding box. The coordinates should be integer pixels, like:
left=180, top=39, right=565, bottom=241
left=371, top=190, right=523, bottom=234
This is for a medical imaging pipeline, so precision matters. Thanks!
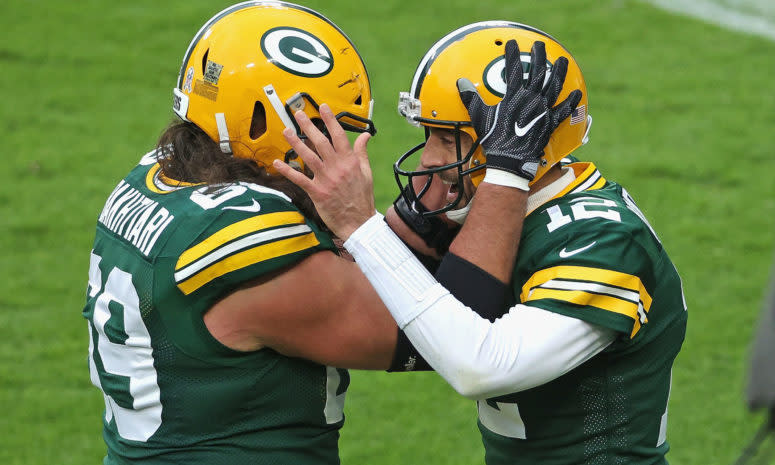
left=155, top=120, right=323, bottom=227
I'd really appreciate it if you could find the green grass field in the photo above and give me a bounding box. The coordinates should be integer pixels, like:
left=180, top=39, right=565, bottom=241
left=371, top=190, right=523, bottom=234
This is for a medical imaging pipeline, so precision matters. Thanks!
left=1, top=0, right=774, bottom=463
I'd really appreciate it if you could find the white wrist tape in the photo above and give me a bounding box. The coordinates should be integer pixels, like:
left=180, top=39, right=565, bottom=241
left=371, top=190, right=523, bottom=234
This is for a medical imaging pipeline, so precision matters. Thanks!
left=344, top=213, right=448, bottom=328
left=482, top=168, right=530, bottom=191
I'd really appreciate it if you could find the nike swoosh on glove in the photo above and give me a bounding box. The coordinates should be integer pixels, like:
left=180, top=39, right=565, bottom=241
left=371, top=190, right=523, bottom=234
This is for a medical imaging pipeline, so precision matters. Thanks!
left=457, top=39, right=582, bottom=182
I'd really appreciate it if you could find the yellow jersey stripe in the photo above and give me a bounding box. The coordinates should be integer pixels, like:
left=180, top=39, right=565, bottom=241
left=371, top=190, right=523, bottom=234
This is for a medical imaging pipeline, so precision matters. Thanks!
left=549, top=162, right=607, bottom=201
left=177, top=232, right=320, bottom=295
left=630, top=320, right=642, bottom=338
left=175, top=224, right=312, bottom=282
left=540, top=279, right=640, bottom=303
left=553, top=162, right=599, bottom=198
left=588, top=176, right=607, bottom=190
left=177, top=211, right=306, bottom=269
left=521, top=265, right=653, bottom=311
left=145, top=164, right=202, bottom=194
left=525, top=288, right=640, bottom=320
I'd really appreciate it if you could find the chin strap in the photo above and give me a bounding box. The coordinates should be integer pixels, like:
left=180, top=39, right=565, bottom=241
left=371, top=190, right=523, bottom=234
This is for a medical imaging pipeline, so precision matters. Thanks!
left=393, top=188, right=459, bottom=255
left=444, top=198, right=472, bottom=224
left=263, top=84, right=296, bottom=132
left=582, top=114, right=593, bottom=145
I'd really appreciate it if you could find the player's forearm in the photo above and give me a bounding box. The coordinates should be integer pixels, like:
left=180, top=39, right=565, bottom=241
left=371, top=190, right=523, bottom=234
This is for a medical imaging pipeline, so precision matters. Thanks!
left=448, top=182, right=527, bottom=283
left=400, top=300, right=616, bottom=398
left=344, top=215, right=615, bottom=398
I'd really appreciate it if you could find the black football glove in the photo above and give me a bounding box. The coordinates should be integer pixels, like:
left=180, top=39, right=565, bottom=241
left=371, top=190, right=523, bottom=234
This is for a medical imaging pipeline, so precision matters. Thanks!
left=457, top=39, right=582, bottom=182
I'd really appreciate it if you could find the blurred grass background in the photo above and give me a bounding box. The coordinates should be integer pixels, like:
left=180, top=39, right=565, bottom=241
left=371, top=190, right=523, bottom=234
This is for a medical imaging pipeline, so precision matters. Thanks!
left=1, top=0, right=773, bottom=463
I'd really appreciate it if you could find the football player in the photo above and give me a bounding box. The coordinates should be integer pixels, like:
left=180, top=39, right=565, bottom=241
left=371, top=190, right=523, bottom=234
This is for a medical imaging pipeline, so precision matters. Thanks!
left=83, top=2, right=421, bottom=463
left=276, top=22, right=688, bottom=465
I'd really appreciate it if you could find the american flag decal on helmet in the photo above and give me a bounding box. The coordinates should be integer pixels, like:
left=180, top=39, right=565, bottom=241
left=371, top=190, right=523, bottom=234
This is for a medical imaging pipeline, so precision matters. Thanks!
left=570, top=104, right=586, bottom=125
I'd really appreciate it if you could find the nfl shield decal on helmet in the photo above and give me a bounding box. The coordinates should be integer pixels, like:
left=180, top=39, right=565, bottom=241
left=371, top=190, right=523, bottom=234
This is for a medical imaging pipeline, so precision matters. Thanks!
left=183, top=67, right=194, bottom=93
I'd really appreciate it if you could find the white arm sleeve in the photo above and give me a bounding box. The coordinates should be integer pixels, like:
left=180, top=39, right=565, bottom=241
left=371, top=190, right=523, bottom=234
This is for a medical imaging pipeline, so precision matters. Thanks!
left=345, top=213, right=617, bottom=400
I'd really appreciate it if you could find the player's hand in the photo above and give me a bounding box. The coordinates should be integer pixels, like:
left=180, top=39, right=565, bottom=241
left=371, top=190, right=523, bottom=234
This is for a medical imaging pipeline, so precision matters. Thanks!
left=457, top=39, right=582, bottom=183
left=273, top=103, right=375, bottom=240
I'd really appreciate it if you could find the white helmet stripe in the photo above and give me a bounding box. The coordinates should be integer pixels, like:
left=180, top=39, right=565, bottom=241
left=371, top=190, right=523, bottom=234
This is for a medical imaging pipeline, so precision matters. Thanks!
left=175, top=1, right=355, bottom=88
left=410, top=22, right=511, bottom=97
left=176, top=1, right=261, bottom=88
left=408, top=21, right=560, bottom=98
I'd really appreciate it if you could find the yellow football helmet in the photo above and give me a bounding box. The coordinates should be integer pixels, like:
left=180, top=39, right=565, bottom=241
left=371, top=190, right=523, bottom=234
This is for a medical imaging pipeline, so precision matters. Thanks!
left=173, top=1, right=375, bottom=171
left=395, top=21, right=590, bottom=214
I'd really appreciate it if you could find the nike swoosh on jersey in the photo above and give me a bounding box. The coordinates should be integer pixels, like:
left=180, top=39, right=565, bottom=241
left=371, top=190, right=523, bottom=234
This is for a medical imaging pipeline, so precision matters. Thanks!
left=558, top=241, right=597, bottom=258
left=514, top=111, right=547, bottom=137
left=222, top=199, right=261, bottom=213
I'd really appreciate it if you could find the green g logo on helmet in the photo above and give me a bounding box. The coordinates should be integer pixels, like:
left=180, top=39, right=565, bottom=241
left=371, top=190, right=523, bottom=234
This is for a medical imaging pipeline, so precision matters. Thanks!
left=483, top=53, right=552, bottom=98
left=261, top=26, right=333, bottom=77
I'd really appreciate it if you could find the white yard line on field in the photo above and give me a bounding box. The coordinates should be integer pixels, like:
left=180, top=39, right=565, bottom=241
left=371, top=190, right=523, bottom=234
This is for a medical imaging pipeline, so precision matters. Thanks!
left=642, top=0, right=775, bottom=41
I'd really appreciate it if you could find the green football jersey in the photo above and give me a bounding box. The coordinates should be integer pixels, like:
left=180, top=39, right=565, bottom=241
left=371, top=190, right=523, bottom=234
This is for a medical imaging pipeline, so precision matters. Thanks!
left=83, top=152, right=348, bottom=465
left=477, top=162, right=687, bottom=465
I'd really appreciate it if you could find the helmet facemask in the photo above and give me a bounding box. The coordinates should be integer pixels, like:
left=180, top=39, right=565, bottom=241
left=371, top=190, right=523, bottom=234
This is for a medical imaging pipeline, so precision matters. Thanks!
left=394, top=96, right=485, bottom=218
left=270, top=90, right=376, bottom=168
